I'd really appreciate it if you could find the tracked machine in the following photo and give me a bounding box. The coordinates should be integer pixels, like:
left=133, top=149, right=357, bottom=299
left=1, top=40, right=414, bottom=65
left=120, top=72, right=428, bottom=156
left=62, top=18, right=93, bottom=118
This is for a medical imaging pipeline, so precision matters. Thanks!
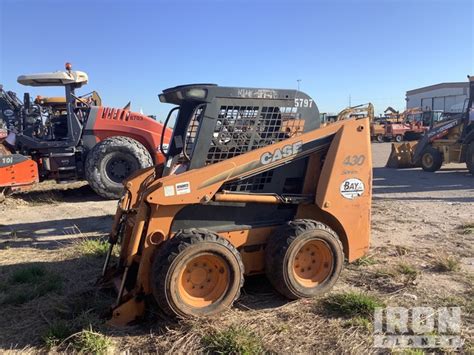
left=101, top=85, right=373, bottom=325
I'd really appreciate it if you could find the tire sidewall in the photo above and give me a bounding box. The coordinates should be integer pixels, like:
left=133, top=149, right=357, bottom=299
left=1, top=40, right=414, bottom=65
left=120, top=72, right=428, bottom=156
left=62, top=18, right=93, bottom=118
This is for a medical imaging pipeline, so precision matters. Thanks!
left=97, top=147, right=141, bottom=190
left=282, top=229, right=343, bottom=298
left=85, top=136, right=152, bottom=199
left=152, top=236, right=244, bottom=317
left=466, top=142, right=474, bottom=174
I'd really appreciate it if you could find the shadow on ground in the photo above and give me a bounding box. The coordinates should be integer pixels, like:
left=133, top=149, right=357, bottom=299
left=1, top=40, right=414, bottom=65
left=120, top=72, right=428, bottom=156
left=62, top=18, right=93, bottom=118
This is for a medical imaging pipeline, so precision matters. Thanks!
left=0, top=258, right=287, bottom=350
left=9, top=184, right=104, bottom=204
left=373, top=166, right=474, bottom=202
left=0, top=215, right=113, bottom=249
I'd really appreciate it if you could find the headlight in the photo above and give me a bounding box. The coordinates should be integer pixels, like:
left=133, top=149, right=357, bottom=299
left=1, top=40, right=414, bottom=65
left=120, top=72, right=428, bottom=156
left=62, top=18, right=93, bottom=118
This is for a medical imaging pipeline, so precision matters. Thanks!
left=186, top=88, right=207, bottom=99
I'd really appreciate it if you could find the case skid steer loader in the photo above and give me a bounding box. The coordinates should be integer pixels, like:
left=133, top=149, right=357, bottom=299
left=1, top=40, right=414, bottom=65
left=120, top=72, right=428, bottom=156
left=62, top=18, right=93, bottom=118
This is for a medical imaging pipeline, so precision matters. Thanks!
left=386, top=76, right=474, bottom=174
left=101, top=84, right=373, bottom=325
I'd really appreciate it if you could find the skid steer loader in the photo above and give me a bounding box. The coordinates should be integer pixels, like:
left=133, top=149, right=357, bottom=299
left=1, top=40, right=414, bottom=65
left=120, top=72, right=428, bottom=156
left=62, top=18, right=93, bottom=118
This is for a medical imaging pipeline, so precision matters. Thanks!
left=387, top=75, right=474, bottom=174
left=100, top=84, right=373, bottom=325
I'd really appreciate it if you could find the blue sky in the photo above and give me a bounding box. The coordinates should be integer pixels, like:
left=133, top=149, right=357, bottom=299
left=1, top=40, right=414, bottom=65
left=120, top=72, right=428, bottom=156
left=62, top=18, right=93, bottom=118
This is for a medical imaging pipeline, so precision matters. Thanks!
left=0, top=0, right=472, bottom=117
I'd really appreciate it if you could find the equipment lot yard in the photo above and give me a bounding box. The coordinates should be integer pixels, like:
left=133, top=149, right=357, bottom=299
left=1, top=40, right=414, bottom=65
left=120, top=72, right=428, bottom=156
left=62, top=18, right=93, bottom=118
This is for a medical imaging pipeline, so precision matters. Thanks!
left=0, top=143, right=473, bottom=353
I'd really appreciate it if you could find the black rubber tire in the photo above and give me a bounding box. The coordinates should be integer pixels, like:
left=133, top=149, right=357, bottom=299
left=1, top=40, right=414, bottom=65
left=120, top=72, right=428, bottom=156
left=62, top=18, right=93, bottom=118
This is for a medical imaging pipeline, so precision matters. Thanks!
left=265, top=219, right=344, bottom=300
left=395, top=135, right=403, bottom=143
left=420, top=146, right=443, bottom=172
left=85, top=136, right=153, bottom=199
left=466, top=142, right=474, bottom=175
left=404, top=131, right=421, bottom=141
left=151, top=229, right=244, bottom=318
left=376, top=134, right=384, bottom=143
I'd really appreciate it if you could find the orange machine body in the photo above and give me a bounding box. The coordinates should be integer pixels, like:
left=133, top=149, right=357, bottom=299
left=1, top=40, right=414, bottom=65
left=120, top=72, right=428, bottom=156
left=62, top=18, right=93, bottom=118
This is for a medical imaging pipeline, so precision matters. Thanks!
left=106, top=113, right=372, bottom=325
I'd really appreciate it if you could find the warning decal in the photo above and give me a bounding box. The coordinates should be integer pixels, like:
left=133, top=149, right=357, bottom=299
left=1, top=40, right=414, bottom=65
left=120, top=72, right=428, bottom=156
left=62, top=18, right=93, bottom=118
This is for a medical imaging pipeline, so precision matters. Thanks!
left=164, top=185, right=175, bottom=197
left=340, top=178, right=365, bottom=200
left=175, top=182, right=191, bottom=195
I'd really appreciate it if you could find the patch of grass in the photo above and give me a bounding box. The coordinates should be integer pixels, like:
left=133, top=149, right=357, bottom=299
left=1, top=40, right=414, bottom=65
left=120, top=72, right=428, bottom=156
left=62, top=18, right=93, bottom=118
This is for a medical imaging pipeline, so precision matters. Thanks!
left=323, top=292, right=384, bottom=319
left=433, top=255, right=461, bottom=272
left=395, top=245, right=410, bottom=256
left=42, top=321, right=73, bottom=348
left=0, top=265, right=62, bottom=305
left=393, top=349, right=425, bottom=355
left=76, top=238, right=109, bottom=258
left=397, top=263, right=418, bottom=278
left=10, top=265, right=46, bottom=283
left=202, top=326, right=264, bottom=355
left=373, top=268, right=396, bottom=278
left=458, top=222, right=474, bottom=235
left=353, top=255, right=378, bottom=266
left=343, top=316, right=372, bottom=331
left=69, top=328, right=111, bottom=354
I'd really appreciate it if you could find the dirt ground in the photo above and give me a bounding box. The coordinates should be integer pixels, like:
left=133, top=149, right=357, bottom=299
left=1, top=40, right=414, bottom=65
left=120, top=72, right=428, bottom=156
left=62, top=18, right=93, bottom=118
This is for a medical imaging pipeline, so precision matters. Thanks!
left=0, top=143, right=473, bottom=353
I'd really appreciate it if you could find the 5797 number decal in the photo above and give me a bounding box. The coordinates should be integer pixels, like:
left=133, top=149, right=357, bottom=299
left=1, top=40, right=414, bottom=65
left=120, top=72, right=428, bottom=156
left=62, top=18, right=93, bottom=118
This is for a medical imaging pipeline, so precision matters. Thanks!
left=294, top=98, right=313, bottom=108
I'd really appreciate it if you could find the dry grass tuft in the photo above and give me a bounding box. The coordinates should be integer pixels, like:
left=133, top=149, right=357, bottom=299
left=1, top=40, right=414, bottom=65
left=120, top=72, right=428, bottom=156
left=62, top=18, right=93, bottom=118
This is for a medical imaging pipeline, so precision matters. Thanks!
left=433, top=255, right=461, bottom=272
left=201, top=325, right=264, bottom=354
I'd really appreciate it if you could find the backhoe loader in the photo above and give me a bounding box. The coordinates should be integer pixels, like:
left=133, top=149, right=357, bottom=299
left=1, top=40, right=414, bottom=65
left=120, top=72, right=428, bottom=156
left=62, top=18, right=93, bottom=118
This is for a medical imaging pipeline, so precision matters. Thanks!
left=387, top=76, right=474, bottom=174
left=100, top=84, right=373, bottom=325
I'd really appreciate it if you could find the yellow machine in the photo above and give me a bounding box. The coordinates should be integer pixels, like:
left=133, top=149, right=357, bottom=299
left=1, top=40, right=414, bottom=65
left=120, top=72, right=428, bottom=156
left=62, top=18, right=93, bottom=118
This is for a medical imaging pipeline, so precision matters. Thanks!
left=100, top=84, right=373, bottom=325
left=387, top=76, right=474, bottom=173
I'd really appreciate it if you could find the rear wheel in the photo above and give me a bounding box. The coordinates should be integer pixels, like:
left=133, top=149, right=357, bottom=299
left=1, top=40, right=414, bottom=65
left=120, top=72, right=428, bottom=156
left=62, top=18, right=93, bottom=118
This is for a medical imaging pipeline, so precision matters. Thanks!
left=151, top=229, right=244, bottom=317
left=376, top=134, right=384, bottom=143
left=420, top=146, right=443, bottom=172
left=395, top=135, right=403, bottom=143
left=85, top=136, right=153, bottom=199
left=466, top=142, right=474, bottom=175
left=265, top=219, right=344, bottom=300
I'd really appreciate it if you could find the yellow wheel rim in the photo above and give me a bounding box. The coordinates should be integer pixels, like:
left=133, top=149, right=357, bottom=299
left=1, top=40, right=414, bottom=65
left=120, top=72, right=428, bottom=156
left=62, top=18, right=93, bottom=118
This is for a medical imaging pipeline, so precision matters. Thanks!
left=178, top=254, right=229, bottom=308
left=293, top=240, right=333, bottom=287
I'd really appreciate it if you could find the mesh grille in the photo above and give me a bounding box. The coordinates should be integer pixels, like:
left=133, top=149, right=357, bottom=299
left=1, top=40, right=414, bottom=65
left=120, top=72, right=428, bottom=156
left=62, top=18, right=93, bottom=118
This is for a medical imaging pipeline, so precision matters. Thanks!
left=206, top=105, right=304, bottom=164
left=222, top=171, right=274, bottom=192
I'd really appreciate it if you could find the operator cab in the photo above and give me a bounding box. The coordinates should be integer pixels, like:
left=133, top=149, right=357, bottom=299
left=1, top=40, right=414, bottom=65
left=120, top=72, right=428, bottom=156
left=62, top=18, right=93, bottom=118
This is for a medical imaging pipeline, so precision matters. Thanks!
left=158, top=84, right=321, bottom=192
left=11, top=63, right=100, bottom=147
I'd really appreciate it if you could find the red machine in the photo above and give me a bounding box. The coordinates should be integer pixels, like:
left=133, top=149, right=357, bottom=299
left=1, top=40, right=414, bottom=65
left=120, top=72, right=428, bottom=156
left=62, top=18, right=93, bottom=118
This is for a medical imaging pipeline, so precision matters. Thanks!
left=384, top=109, right=443, bottom=142
left=0, top=64, right=172, bottom=199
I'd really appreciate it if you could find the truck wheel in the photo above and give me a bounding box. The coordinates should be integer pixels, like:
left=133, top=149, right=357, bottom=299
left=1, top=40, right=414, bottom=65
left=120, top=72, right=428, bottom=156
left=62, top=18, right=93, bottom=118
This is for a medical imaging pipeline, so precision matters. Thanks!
left=151, top=229, right=244, bottom=317
left=466, top=142, right=474, bottom=175
left=395, top=135, right=403, bottom=143
left=85, top=136, right=153, bottom=199
left=265, top=219, right=344, bottom=300
left=376, top=134, right=384, bottom=143
left=420, top=146, right=443, bottom=172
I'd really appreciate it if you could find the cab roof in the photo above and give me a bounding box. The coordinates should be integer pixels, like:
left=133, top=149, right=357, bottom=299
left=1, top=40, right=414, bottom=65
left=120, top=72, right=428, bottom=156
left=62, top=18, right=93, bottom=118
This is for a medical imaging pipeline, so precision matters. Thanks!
left=17, top=70, right=88, bottom=87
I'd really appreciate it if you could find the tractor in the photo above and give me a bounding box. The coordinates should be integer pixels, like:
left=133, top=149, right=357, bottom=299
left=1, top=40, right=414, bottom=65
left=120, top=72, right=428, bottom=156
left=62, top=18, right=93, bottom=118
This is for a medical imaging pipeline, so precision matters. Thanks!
left=0, top=64, right=172, bottom=200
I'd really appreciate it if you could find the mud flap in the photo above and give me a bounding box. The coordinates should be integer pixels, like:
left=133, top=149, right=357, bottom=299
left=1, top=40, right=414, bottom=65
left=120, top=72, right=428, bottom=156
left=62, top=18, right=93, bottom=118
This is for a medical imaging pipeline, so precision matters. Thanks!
left=386, top=142, right=418, bottom=168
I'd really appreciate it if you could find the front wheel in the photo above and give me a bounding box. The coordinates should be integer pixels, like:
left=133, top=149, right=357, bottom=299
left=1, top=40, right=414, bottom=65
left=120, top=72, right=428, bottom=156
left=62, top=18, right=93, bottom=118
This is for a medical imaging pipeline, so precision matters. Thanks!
left=395, top=135, right=403, bottom=143
left=420, top=146, right=443, bottom=172
left=151, top=229, right=244, bottom=317
left=265, top=219, right=344, bottom=300
left=85, top=136, right=153, bottom=199
left=376, top=134, right=384, bottom=143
